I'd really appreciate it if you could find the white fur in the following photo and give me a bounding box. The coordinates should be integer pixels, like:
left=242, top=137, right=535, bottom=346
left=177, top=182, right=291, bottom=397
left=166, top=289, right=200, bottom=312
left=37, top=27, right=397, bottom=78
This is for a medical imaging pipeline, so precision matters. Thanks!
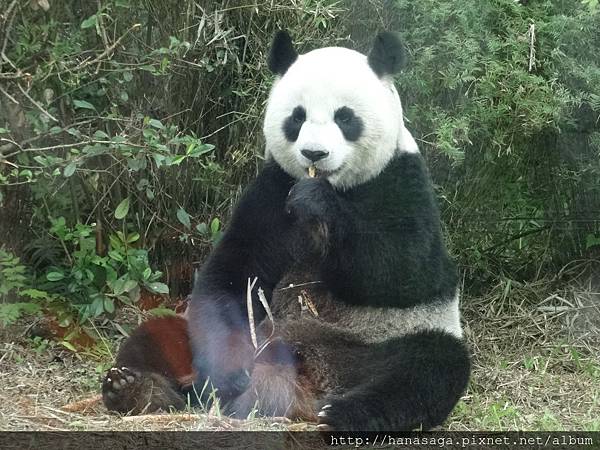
left=331, top=292, right=463, bottom=343
left=274, top=277, right=463, bottom=343
left=290, top=290, right=463, bottom=343
left=264, top=46, right=418, bottom=190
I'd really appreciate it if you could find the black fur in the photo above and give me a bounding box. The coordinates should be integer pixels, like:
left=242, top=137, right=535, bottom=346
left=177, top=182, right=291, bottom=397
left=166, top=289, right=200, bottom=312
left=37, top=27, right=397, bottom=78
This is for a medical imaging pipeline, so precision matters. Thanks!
left=368, top=31, right=406, bottom=77
left=282, top=106, right=306, bottom=142
left=318, top=330, right=471, bottom=431
left=277, top=321, right=470, bottom=431
left=186, top=151, right=468, bottom=429
left=282, top=153, right=457, bottom=308
left=334, top=107, right=363, bottom=141
left=268, top=30, right=298, bottom=76
left=322, top=154, right=457, bottom=307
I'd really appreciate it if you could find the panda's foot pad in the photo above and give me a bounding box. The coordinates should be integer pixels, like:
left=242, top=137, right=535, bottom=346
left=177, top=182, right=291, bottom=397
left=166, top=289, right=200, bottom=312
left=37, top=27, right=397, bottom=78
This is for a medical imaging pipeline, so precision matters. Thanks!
left=103, top=367, right=139, bottom=396
left=102, top=366, right=146, bottom=413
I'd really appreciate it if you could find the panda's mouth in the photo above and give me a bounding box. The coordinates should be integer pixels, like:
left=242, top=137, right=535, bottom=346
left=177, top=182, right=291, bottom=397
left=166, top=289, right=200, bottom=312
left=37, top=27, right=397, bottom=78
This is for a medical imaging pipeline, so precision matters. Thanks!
left=306, top=164, right=338, bottom=179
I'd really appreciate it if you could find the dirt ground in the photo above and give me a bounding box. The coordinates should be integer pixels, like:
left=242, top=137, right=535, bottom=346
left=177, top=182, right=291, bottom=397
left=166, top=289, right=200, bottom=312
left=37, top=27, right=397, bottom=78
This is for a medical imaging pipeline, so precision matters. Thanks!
left=1, top=280, right=598, bottom=432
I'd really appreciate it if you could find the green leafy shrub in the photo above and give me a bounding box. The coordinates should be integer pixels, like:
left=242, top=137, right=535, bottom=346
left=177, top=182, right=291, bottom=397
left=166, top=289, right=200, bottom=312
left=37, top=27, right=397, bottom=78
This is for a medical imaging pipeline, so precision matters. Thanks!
left=389, top=0, right=600, bottom=284
left=42, top=217, right=167, bottom=321
left=0, top=248, right=42, bottom=325
left=0, top=248, right=27, bottom=297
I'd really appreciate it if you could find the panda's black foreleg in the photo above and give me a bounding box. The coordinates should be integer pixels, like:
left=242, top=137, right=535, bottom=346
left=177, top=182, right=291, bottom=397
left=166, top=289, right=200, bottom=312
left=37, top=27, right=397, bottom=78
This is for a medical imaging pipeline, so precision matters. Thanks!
left=318, top=330, right=470, bottom=431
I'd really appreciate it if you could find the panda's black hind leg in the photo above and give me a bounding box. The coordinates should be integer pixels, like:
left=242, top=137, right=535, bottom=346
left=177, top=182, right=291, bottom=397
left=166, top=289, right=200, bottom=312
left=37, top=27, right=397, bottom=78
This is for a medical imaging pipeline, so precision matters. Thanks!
left=317, top=330, right=470, bottom=431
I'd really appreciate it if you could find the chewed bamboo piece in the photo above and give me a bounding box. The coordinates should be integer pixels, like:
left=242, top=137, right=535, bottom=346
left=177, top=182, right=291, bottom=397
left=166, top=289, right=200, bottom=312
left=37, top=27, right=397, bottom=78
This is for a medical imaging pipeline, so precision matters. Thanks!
left=299, top=289, right=319, bottom=317
left=246, top=276, right=259, bottom=349
left=246, top=278, right=277, bottom=359
left=308, top=165, right=317, bottom=178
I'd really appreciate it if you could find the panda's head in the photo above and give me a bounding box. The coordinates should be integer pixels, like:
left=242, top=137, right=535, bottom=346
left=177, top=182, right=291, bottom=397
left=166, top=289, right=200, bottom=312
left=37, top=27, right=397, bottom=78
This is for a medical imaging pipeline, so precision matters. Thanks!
left=263, top=31, right=418, bottom=190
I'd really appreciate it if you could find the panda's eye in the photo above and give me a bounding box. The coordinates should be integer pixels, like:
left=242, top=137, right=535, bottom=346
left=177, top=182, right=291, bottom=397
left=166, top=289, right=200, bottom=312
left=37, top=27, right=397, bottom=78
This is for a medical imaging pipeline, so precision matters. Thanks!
left=334, top=107, right=354, bottom=124
left=291, top=106, right=306, bottom=124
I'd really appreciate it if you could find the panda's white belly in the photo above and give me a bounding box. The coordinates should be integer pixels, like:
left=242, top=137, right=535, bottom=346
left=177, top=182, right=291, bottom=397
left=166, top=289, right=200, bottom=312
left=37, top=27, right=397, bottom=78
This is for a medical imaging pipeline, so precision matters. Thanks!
left=272, top=275, right=463, bottom=343
left=327, top=292, right=463, bottom=343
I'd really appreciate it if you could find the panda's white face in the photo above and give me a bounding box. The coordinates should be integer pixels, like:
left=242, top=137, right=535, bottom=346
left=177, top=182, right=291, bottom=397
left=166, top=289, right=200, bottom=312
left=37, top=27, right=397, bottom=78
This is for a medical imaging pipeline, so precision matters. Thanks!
left=264, top=45, right=418, bottom=190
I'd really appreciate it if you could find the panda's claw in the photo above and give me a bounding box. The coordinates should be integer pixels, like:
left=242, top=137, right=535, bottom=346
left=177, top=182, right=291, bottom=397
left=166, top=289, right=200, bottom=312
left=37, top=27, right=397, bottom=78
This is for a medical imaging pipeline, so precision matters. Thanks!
left=316, top=403, right=338, bottom=431
left=317, top=423, right=333, bottom=432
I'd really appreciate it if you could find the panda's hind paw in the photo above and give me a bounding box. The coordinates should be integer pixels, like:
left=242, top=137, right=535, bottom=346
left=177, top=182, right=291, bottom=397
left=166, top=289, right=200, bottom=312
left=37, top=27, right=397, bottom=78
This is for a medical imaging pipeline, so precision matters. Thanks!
left=104, top=366, right=138, bottom=391
left=102, top=366, right=186, bottom=415
left=102, top=366, right=142, bottom=412
left=316, top=397, right=378, bottom=431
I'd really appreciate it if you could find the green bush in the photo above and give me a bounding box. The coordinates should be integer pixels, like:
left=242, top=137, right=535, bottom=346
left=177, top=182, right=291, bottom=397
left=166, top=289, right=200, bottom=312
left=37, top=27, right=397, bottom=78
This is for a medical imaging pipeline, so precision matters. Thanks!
left=42, top=217, right=167, bottom=321
left=390, top=0, right=600, bottom=285
left=0, top=248, right=42, bottom=326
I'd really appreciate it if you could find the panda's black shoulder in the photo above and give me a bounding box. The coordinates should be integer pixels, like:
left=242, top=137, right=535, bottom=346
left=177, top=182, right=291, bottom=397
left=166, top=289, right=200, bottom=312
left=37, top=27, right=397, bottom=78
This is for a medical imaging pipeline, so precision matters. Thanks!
left=346, top=151, right=440, bottom=223
left=385, top=152, right=436, bottom=197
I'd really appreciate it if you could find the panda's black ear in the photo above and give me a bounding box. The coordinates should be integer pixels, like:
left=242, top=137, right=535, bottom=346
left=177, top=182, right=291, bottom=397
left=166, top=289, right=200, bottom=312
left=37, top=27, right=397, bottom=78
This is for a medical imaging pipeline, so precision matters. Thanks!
left=268, top=30, right=298, bottom=76
left=368, top=31, right=406, bottom=77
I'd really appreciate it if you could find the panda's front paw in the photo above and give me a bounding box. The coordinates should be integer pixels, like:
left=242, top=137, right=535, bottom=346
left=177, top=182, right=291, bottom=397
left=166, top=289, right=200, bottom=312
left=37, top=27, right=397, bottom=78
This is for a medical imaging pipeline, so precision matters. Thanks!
left=286, top=178, right=339, bottom=255
left=285, top=177, right=338, bottom=225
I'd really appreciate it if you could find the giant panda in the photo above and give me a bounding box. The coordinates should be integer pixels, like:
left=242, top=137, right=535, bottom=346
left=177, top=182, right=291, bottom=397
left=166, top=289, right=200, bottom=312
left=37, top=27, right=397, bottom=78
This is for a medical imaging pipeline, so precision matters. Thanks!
left=102, top=30, right=471, bottom=431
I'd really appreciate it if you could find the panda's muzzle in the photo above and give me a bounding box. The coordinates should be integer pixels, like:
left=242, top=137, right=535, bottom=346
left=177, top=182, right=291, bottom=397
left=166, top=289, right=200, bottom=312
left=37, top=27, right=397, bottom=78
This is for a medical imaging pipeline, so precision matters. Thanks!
left=301, top=149, right=329, bottom=162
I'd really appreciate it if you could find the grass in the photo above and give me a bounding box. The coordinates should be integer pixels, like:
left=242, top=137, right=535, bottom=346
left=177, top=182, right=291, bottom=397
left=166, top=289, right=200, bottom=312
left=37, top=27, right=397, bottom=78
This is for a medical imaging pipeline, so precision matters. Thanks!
left=446, top=273, right=600, bottom=432
left=0, top=278, right=598, bottom=431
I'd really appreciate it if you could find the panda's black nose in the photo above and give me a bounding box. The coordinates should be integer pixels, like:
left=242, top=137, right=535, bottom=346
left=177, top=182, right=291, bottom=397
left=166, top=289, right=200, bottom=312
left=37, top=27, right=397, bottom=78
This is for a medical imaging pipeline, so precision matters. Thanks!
left=301, top=149, right=329, bottom=162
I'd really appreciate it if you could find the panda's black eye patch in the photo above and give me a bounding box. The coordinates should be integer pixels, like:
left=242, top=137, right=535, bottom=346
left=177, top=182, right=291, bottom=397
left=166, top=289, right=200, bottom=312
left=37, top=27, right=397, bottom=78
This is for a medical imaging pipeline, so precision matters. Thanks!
left=283, top=106, right=306, bottom=142
left=334, top=107, right=363, bottom=141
